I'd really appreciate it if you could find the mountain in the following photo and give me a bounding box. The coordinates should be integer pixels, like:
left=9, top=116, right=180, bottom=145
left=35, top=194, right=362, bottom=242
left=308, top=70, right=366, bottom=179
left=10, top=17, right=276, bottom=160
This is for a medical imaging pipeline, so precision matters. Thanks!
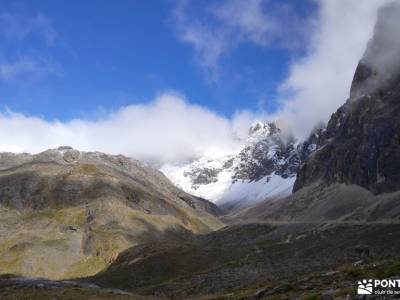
left=228, top=2, right=400, bottom=224
left=84, top=9, right=400, bottom=298
left=294, top=2, right=400, bottom=195
left=0, top=147, right=223, bottom=279
left=162, top=121, right=320, bottom=209
left=2, top=3, right=400, bottom=300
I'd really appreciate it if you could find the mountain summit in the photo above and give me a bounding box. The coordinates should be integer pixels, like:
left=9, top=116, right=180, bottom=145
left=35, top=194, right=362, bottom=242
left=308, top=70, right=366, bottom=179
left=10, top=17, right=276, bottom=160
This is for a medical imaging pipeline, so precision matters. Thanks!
left=233, top=3, right=400, bottom=223
left=162, top=121, right=320, bottom=208
left=294, top=2, right=400, bottom=195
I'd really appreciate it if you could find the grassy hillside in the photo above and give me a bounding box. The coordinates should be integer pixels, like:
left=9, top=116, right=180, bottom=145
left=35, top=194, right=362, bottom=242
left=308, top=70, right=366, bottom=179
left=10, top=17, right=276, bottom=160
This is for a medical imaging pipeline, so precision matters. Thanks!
left=87, top=223, right=400, bottom=299
left=0, top=149, right=223, bottom=279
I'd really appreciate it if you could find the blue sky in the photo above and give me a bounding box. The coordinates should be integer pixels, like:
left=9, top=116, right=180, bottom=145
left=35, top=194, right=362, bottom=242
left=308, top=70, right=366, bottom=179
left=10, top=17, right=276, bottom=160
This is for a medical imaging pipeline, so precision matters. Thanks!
left=0, top=0, right=315, bottom=121
left=0, top=0, right=384, bottom=163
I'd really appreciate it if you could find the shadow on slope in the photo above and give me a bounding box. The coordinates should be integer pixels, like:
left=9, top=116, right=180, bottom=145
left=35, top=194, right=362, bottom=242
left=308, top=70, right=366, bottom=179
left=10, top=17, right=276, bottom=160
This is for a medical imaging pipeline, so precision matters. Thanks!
left=225, top=183, right=400, bottom=224
left=85, top=222, right=400, bottom=299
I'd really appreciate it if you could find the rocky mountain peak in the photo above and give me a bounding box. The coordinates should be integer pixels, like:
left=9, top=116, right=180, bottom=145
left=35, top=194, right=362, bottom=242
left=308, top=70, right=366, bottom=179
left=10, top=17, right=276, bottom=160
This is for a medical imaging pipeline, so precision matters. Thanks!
left=0, top=146, right=154, bottom=176
left=294, top=4, right=400, bottom=194
left=350, top=1, right=400, bottom=99
left=163, top=121, right=318, bottom=207
left=248, top=121, right=280, bottom=139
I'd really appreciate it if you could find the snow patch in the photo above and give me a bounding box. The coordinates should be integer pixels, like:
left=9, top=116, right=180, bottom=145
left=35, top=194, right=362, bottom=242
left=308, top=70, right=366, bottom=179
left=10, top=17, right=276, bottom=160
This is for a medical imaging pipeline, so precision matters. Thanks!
left=161, top=120, right=303, bottom=206
left=217, top=174, right=295, bottom=205
left=162, top=161, right=295, bottom=204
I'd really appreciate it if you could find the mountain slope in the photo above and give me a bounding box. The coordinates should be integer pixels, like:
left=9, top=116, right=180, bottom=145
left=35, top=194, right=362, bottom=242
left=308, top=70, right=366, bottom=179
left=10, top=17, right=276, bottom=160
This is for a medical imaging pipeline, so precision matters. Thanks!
left=88, top=222, right=400, bottom=299
left=162, top=122, right=319, bottom=208
left=228, top=183, right=400, bottom=223
left=0, top=147, right=223, bottom=279
left=229, top=2, right=400, bottom=224
left=2, top=4, right=400, bottom=300
left=31, top=4, right=400, bottom=299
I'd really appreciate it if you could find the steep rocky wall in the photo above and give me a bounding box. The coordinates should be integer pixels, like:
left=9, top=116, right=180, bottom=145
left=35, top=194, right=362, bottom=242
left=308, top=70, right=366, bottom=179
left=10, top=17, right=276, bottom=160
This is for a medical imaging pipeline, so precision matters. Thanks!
left=294, top=2, right=400, bottom=194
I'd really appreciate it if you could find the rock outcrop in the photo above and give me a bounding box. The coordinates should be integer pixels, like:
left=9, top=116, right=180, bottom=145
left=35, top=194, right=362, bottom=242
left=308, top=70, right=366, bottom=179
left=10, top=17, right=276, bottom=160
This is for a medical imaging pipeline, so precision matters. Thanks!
left=294, top=2, right=400, bottom=194
left=163, top=121, right=319, bottom=207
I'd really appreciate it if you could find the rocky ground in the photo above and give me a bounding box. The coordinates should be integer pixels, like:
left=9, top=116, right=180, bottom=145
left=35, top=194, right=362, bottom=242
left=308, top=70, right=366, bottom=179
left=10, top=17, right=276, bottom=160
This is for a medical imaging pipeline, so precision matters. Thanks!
left=2, top=258, right=400, bottom=299
left=0, top=276, right=159, bottom=300
left=84, top=222, right=400, bottom=299
left=224, top=183, right=400, bottom=223
left=1, top=222, right=400, bottom=299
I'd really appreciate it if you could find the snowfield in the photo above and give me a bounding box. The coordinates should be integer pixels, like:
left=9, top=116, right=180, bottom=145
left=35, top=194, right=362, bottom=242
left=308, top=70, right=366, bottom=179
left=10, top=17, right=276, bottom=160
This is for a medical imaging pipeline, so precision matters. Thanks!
left=161, top=121, right=304, bottom=206
left=162, top=161, right=294, bottom=205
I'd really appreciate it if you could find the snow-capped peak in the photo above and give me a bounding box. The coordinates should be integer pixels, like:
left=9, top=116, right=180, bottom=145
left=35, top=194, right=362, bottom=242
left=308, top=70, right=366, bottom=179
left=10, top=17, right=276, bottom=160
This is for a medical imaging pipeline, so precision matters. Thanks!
left=161, top=121, right=319, bottom=208
left=248, top=121, right=280, bottom=139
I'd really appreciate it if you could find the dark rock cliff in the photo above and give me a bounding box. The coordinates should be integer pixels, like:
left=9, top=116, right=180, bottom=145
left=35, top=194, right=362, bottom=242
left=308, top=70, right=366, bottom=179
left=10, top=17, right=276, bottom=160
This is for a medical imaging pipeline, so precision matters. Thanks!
left=294, top=2, right=400, bottom=194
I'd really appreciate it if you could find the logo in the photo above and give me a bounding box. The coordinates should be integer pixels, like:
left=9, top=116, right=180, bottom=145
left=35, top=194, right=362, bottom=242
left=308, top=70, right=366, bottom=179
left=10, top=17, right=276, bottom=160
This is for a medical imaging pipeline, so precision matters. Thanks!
left=357, top=279, right=400, bottom=295
left=358, top=279, right=373, bottom=295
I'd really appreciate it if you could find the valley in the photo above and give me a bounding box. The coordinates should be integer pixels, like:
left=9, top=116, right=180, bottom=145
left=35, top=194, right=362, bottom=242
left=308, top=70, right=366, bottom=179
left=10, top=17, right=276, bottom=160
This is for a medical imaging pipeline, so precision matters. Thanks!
left=1, top=2, right=400, bottom=300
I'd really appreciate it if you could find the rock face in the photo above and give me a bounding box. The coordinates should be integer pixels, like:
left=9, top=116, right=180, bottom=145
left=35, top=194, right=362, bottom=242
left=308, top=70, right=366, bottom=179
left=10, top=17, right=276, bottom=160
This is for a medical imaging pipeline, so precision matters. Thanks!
left=294, top=2, right=400, bottom=194
left=163, top=122, right=319, bottom=208
left=232, top=122, right=298, bottom=181
left=0, top=147, right=223, bottom=279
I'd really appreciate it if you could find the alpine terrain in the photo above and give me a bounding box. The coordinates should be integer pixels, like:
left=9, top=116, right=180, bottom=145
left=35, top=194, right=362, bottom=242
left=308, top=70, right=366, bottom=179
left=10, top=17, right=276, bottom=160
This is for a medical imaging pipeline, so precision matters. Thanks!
left=80, top=5, right=400, bottom=299
left=0, top=147, right=222, bottom=280
left=162, top=121, right=322, bottom=209
left=1, top=2, right=400, bottom=300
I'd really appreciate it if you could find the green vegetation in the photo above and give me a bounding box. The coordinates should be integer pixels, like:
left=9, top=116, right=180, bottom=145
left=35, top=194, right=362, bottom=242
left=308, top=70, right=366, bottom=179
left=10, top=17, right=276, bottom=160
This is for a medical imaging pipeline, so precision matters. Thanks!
left=342, top=259, right=400, bottom=280
left=195, top=259, right=400, bottom=299
left=0, top=287, right=158, bottom=300
left=63, top=256, right=108, bottom=279
left=301, top=292, right=321, bottom=300
left=0, top=149, right=223, bottom=281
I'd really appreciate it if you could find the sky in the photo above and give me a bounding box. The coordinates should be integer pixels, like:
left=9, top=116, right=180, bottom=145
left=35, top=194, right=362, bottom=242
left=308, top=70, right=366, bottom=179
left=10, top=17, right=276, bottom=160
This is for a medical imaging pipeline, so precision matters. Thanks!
left=0, top=0, right=312, bottom=119
left=0, top=0, right=392, bottom=165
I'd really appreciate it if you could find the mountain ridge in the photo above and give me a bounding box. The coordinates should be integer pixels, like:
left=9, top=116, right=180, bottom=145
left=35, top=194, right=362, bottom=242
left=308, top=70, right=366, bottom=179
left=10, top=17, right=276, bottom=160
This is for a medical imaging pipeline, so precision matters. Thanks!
left=293, top=2, right=400, bottom=195
left=0, top=146, right=223, bottom=279
left=162, top=121, right=322, bottom=209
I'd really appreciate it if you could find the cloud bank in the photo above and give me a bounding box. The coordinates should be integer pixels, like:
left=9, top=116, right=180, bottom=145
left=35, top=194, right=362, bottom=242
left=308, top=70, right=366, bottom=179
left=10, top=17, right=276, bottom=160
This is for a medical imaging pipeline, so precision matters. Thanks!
left=0, top=93, right=253, bottom=165
left=173, top=0, right=392, bottom=138
left=0, top=1, right=395, bottom=166
left=271, top=0, right=391, bottom=137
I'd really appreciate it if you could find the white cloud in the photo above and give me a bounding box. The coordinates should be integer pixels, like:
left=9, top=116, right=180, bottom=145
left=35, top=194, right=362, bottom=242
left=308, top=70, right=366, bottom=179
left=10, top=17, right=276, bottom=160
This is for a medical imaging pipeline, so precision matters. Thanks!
left=172, top=0, right=307, bottom=81
left=173, top=0, right=393, bottom=138
left=353, top=1, right=400, bottom=96
left=0, top=1, right=394, bottom=169
left=0, top=56, right=61, bottom=82
left=172, top=1, right=226, bottom=81
left=0, top=12, right=57, bottom=45
left=0, top=11, right=59, bottom=83
left=0, top=92, right=253, bottom=165
left=271, top=0, right=391, bottom=138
